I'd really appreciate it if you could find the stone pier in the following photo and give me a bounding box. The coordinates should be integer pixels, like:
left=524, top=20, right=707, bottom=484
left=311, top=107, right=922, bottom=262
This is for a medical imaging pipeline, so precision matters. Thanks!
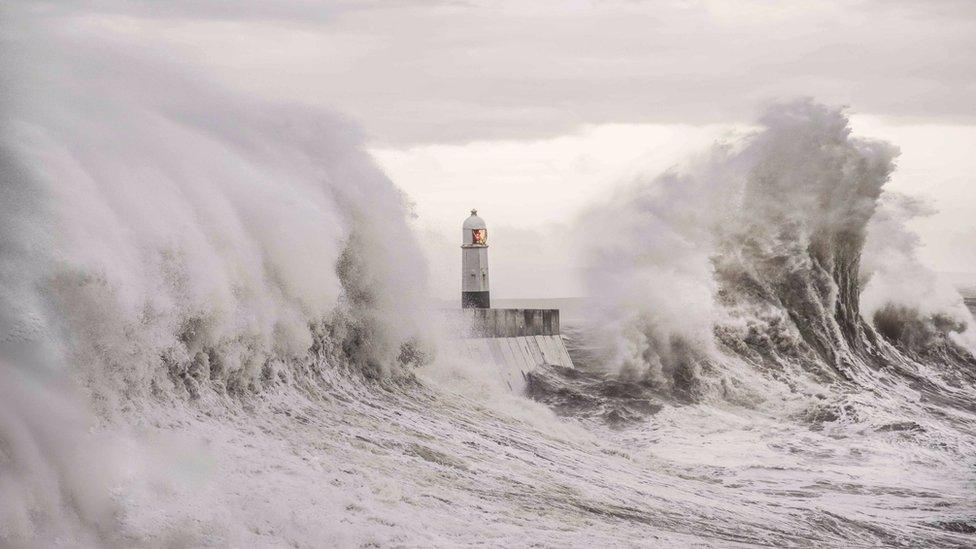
left=443, top=308, right=574, bottom=393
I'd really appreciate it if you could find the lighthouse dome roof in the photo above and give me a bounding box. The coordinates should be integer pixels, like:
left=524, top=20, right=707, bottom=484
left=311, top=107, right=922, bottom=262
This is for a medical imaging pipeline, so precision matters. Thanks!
left=463, top=209, right=486, bottom=230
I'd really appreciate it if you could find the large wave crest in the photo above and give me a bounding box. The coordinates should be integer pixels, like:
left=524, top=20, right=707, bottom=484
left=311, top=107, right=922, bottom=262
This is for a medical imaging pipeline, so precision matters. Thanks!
left=578, top=100, right=976, bottom=407
left=1, top=6, right=431, bottom=542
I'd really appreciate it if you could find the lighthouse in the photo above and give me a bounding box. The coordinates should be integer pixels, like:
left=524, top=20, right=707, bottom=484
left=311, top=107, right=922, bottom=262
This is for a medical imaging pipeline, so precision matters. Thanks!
left=461, top=209, right=490, bottom=308
left=450, top=208, right=575, bottom=385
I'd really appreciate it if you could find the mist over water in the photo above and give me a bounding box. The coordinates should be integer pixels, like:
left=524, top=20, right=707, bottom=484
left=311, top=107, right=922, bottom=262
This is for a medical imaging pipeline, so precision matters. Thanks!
left=2, top=4, right=975, bottom=548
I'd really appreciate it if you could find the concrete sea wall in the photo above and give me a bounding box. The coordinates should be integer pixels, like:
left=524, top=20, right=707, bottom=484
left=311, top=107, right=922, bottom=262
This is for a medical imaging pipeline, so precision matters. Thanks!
left=447, top=308, right=560, bottom=337
left=442, top=309, right=574, bottom=393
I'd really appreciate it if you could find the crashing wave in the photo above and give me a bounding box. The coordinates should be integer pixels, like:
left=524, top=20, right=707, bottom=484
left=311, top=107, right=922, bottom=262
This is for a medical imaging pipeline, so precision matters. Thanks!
left=0, top=6, right=433, bottom=541
left=576, top=100, right=976, bottom=408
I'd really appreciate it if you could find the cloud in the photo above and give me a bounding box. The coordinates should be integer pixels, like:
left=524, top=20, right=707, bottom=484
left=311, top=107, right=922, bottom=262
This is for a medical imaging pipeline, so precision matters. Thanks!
left=8, top=0, right=975, bottom=145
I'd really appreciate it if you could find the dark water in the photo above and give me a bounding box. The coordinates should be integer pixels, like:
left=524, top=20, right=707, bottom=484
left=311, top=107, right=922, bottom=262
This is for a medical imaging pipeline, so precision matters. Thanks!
left=517, top=320, right=976, bottom=546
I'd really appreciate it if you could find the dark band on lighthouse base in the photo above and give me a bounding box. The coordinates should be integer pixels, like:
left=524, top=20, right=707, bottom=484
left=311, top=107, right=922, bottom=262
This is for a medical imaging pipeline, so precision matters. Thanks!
left=461, top=291, right=490, bottom=309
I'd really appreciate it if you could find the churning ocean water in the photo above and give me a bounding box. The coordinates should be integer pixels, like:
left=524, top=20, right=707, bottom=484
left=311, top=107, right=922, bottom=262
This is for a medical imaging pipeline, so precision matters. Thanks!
left=2, top=4, right=975, bottom=548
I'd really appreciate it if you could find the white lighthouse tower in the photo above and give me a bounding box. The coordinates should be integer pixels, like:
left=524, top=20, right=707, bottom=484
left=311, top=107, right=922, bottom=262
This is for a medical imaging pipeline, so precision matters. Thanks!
left=461, top=209, right=490, bottom=308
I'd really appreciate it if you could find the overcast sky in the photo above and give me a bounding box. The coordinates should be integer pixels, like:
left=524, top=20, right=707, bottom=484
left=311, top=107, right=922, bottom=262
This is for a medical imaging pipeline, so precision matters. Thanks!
left=21, top=0, right=976, bottom=297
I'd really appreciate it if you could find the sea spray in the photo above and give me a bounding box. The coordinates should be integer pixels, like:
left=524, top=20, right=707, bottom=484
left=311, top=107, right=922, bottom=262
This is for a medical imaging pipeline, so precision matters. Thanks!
left=1, top=5, right=432, bottom=542
left=577, top=100, right=976, bottom=404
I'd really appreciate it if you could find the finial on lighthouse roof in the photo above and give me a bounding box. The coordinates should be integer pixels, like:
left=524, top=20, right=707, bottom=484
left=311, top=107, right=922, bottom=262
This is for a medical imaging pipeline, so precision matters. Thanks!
left=463, top=208, right=486, bottom=230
